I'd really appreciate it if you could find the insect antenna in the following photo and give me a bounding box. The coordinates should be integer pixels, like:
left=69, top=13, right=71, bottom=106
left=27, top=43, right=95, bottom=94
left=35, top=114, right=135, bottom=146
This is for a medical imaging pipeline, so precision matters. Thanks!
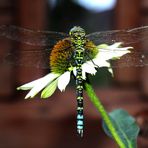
left=85, top=50, right=113, bottom=71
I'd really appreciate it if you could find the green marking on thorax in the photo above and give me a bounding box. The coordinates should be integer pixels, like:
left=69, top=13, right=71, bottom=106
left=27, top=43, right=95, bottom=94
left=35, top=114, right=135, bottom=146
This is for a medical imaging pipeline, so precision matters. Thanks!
left=50, top=26, right=98, bottom=75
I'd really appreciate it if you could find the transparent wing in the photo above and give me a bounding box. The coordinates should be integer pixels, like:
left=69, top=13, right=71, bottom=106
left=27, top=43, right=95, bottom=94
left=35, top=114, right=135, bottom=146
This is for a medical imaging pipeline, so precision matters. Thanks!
left=86, top=26, right=148, bottom=46
left=3, top=48, right=51, bottom=69
left=98, top=49, right=148, bottom=68
left=2, top=48, right=148, bottom=69
left=0, top=25, right=68, bottom=46
left=1, top=25, right=148, bottom=68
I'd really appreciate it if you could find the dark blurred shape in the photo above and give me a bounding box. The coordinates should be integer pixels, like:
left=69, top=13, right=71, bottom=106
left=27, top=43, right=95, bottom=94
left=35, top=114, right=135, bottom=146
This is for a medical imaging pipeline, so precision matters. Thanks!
left=50, top=0, right=115, bottom=32
left=136, top=110, right=148, bottom=147
left=136, top=110, right=148, bottom=138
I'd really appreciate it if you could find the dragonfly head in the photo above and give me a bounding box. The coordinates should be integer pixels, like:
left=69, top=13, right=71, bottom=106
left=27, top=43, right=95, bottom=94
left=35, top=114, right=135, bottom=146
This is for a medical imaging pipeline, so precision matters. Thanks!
left=69, top=26, right=86, bottom=45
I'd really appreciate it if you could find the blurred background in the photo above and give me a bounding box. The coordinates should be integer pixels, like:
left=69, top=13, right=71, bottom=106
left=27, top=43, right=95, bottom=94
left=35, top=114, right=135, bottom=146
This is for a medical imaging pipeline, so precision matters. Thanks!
left=0, top=0, right=148, bottom=147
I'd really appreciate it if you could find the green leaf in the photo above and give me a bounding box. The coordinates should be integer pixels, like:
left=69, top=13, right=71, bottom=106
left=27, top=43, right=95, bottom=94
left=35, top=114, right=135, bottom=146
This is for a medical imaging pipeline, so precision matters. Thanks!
left=102, top=109, right=140, bottom=148
left=41, top=79, right=58, bottom=98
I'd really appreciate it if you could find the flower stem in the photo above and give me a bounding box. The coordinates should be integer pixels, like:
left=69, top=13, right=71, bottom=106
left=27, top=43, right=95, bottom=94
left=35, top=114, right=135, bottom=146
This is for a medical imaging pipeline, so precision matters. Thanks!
left=84, top=82, right=126, bottom=148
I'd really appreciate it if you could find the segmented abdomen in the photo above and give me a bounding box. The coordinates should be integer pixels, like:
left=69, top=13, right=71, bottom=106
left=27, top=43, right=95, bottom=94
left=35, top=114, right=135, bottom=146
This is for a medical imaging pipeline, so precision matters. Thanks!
left=74, top=48, right=84, bottom=137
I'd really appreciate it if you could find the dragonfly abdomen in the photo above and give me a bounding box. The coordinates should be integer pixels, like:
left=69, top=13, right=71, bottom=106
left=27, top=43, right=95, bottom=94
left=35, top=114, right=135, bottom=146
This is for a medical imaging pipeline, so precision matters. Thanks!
left=74, top=48, right=84, bottom=137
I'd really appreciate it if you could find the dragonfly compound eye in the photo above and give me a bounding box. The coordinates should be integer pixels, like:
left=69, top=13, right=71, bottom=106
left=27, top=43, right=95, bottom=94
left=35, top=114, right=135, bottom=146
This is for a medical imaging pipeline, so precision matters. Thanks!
left=69, top=26, right=86, bottom=37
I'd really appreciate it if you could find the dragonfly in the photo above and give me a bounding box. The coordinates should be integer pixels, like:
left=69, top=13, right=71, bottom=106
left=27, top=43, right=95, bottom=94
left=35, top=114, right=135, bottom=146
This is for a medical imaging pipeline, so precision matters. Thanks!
left=0, top=25, right=148, bottom=137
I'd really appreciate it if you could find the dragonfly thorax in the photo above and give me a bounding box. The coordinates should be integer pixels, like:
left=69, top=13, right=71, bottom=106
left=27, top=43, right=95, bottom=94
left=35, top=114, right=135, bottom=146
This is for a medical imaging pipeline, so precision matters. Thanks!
left=69, top=26, right=86, bottom=46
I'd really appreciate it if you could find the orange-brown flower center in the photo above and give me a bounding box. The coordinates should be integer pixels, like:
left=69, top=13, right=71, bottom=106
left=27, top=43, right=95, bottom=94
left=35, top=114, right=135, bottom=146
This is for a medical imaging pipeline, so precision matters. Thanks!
left=50, top=38, right=98, bottom=74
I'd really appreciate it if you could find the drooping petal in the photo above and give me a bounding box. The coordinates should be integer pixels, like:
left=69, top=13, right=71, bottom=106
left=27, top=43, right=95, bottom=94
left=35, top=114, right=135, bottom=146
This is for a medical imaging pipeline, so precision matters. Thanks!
left=90, top=42, right=133, bottom=69
left=82, top=62, right=97, bottom=79
left=92, top=58, right=110, bottom=68
left=73, top=67, right=76, bottom=77
left=96, top=49, right=130, bottom=62
left=108, top=42, right=123, bottom=48
left=108, top=67, right=114, bottom=77
left=88, top=59, right=114, bottom=76
left=41, top=79, right=58, bottom=98
left=96, top=42, right=133, bottom=61
left=17, top=78, right=44, bottom=90
left=58, top=71, right=71, bottom=91
left=24, top=73, right=60, bottom=99
left=105, top=62, right=114, bottom=77
left=17, top=73, right=59, bottom=91
left=82, top=70, right=86, bottom=80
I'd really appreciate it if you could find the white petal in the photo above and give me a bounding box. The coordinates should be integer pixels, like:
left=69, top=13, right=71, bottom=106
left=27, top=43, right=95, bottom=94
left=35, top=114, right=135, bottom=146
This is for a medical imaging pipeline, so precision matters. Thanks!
left=108, top=68, right=114, bottom=77
left=58, top=71, right=71, bottom=91
left=82, top=70, right=86, bottom=80
left=97, top=49, right=130, bottom=61
left=108, top=42, right=133, bottom=50
left=92, top=57, right=110, bottom=68
left=105, top=62, right=114, bottom=77
left=17, top=73, right=59, bottom=90
left=91, top=44, right=133, bottom=69
left=24, top=73, right=60, bottom=99
left=96, top=43, right=133, bottom=61
left=17, top=78, right=43, bottom=90
left=73, top=67, right=76, bottom=76
left=108, top=42, right=123, bottom=48
left=82, top=62, right=97, bottom=75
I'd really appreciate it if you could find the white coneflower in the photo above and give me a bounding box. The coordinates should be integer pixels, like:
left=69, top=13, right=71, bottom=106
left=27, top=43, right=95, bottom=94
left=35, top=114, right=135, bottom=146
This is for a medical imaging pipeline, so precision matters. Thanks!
left=17, top=42, right=132, bottom=99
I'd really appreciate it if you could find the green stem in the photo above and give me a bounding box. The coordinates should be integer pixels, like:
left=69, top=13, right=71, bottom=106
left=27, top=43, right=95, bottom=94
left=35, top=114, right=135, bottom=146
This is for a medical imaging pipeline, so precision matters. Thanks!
left=84, top=82, right=126, bottom=148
